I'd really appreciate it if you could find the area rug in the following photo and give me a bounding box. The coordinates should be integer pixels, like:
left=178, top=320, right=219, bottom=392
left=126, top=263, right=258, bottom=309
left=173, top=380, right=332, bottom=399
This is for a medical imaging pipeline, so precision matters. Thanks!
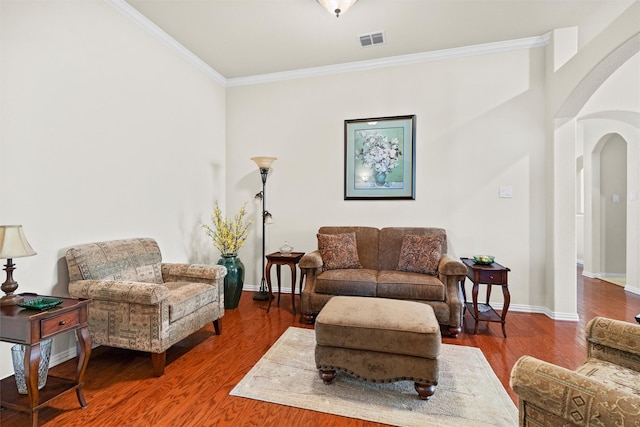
left=230, top=327, right=518, bottom=426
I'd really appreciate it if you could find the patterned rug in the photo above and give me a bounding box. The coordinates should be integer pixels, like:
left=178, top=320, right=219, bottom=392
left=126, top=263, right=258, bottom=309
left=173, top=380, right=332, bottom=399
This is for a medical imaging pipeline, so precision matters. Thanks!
left=231, top=327, right=518, bottom=426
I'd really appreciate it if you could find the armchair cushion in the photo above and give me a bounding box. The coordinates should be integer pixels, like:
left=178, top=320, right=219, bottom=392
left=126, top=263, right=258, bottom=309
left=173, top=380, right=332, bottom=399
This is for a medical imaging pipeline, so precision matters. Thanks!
left=397, top=234, right=442, bottom=275
left=317, top=232, right=362, bottom=270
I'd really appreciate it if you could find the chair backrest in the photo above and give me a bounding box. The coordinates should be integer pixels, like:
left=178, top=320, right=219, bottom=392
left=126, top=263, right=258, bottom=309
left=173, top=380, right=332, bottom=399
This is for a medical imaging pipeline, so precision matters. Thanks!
left=66, top=237, right=163, bottom=284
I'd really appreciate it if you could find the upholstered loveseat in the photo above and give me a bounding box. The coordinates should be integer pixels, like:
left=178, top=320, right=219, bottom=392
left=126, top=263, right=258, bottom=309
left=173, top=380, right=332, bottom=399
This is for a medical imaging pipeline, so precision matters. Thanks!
left=299, top=226, right=467, bottom=336
left=65, top=237, right=227, bottom=376
left=510, top=317, right=640, bottom=426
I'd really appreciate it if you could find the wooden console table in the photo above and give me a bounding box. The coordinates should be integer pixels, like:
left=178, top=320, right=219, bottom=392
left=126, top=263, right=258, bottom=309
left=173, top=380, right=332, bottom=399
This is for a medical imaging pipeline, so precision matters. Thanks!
left=0, top=294, right=92, bottom=427
left=460, top=258, right=511, bottom=338
left=265, top=252, right=305, bottom=314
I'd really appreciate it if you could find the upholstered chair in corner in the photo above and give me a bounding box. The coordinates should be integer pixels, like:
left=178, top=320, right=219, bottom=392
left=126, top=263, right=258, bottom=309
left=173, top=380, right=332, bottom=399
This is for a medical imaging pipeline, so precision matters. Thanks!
left=510, top=317, right=640, bottom=426
left=65, top=237, right=226, bottom=376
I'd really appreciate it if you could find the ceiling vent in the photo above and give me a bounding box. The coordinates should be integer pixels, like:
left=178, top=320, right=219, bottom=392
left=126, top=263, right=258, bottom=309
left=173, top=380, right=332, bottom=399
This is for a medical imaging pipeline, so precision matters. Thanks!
left=358, top=31, right=386, bottom=48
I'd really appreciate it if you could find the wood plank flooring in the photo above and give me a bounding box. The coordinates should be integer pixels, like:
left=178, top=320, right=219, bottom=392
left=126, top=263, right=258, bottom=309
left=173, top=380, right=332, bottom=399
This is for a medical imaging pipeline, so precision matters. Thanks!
left=2, top=267, right=639, bottom=426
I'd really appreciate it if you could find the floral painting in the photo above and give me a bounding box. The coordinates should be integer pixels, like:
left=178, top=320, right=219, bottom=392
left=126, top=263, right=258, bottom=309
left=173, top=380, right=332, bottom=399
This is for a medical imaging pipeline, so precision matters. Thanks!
left=344, top=115, right=415, bottom=200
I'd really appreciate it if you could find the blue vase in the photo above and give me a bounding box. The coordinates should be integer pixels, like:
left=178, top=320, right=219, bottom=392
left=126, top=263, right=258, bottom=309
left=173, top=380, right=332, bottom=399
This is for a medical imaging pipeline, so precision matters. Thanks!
left=217, top=254, right=245, bottom=309
left=374, top=172, right=387, bottom=186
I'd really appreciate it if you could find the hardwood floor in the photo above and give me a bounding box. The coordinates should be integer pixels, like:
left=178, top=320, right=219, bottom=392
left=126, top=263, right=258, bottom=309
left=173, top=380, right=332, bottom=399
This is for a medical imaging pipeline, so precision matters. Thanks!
left=2, top=268, right=639, bottom=426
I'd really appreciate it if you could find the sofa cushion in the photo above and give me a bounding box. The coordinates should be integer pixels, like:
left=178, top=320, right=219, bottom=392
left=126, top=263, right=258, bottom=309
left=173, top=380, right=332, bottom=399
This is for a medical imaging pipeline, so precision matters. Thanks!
left=165, top=281, right=217, bottom=323
left=317, top=232, right=362, bottom=270
left=379, top=228, right=447, bottom=271
left=397, top=234, right=442, bottom=275
left=377, top=270, right=446, bottom=301
left=315, top=269, right=377, bottom=296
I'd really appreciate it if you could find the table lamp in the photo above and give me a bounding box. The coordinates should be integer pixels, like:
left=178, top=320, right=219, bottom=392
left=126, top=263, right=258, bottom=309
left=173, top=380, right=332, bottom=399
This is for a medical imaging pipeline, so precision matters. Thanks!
left=0, top=225, right=37, bottom=306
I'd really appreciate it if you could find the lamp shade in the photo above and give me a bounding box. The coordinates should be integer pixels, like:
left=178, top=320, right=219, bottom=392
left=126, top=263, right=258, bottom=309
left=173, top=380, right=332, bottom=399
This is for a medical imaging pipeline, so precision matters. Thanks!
left=0, top=225, right=37, bottom=259
left=316, top=0, right=359, bottom=17
left=251, top=156, right=277, bottom=169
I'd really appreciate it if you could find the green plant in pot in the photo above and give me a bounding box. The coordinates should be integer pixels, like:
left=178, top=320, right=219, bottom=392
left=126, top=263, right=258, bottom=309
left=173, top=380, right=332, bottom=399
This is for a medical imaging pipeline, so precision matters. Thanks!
left=203, top=202, right=253, bottom=309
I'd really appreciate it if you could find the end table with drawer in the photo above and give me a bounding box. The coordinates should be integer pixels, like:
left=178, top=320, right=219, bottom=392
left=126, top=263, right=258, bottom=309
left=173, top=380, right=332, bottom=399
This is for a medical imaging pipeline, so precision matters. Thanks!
left=460, top=258, right=511, bottom=338
left=0, top=294, right=92, bottom=427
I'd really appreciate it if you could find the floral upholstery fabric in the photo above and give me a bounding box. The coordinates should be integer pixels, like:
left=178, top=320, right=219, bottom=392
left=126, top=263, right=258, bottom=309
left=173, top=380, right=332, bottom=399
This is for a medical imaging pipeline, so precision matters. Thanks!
left=510, top=317, right=640, bottom=426
left=396, top=234, right=442, bottom=275
left=317, top=232, right=362, bottom=270
left=66, top=237, right=226, bottom=369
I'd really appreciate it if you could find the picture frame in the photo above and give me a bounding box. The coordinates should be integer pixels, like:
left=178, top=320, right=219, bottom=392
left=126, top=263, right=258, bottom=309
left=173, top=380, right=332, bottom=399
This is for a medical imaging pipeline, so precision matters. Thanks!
left=344, top=115, right=416, bottom=200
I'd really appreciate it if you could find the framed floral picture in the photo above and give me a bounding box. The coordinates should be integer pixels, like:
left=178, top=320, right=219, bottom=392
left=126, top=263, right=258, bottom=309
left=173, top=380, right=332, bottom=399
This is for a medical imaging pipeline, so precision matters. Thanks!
left=344, top=115, right=416, bottom=200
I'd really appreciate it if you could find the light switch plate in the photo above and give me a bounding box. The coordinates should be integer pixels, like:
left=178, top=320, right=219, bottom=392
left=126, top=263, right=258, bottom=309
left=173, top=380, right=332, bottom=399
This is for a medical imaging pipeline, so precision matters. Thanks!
left=499, top=186, right=513, bottom=198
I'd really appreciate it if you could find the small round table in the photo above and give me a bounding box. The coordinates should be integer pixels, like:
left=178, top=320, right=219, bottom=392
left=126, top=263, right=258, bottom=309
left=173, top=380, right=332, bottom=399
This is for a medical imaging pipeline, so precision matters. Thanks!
left=265, top=251, right=305, bottom=314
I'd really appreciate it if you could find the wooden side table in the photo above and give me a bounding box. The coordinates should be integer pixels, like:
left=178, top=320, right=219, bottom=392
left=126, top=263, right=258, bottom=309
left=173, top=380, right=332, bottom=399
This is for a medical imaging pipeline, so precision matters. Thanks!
left=460, top=258, right=511, bottom=338
left=265, top=252, right=305, bottom=314
left=0, top=294, right=92, bottom=427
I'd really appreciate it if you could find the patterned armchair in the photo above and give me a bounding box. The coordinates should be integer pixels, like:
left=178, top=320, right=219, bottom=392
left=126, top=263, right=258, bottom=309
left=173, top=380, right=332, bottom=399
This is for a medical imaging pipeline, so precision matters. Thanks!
left=65, top=237, right=226, bottom=377
left=510, top=317, right=640, bottom=426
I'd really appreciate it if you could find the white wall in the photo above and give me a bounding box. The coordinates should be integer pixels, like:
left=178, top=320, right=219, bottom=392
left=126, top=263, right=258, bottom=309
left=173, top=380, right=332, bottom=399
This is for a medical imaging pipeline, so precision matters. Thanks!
left=0, top=0, right=226, bottom=379
left=227, top=48, right=548, bottom=315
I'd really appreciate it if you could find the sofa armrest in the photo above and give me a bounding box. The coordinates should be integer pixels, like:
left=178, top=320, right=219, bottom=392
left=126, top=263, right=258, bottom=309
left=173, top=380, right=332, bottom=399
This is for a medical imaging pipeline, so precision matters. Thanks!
left=69, top=280, right=170, bottom=305
left=161, top=263, right=227, bottom=283
left=510, top=355, right=640, bottom=425
left=438, top=255, right=467, bottom=276
left=300, top=250, right=323, bottom=271
left=586, top=316, right=640, bottom=371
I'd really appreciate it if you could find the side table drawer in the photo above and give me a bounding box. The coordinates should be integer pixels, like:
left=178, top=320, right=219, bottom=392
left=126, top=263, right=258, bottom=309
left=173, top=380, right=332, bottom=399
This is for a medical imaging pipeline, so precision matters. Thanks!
left=41, top=310, right=80, bottom=338
left=476, top=269, right=507, bottom=285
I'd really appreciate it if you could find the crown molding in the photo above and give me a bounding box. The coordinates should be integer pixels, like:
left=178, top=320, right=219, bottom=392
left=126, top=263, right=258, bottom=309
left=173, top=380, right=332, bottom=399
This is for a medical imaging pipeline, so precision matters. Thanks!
left=104, top=0, right=226, bottom=86
left=105, top=0, right=551, bottom=89
left=226, top=34, right=551, bottom=87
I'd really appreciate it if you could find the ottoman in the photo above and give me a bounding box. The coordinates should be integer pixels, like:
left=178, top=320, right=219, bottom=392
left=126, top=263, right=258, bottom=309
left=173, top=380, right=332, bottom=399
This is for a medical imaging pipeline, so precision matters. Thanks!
left=315, top=296, right=441, bottom=400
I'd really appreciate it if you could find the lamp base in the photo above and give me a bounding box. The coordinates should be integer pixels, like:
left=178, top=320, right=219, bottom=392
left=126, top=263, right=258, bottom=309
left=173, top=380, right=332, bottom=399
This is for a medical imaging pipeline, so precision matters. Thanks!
left=0, top=293, right=24, bottom=306
left=253, top=290, right=270, bottom=301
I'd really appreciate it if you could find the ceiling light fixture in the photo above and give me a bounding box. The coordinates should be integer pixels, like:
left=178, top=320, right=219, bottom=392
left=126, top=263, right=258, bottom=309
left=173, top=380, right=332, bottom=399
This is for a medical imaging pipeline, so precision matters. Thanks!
left=316, top=0, right=359, bottom=17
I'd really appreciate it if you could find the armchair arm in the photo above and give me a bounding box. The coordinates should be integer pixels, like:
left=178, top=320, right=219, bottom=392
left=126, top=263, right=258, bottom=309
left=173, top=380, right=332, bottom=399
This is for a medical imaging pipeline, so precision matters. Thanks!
left=69, top=279, right=169, bottom=305
left=586, top=316, right=640, bottom=371
left=161, top=263, right=227, bottom=283
left=510, top=355, right=640, bottom=426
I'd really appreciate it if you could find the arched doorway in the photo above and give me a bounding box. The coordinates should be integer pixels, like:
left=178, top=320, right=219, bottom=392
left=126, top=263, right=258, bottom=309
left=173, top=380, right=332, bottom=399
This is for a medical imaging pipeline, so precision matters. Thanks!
left=583, top=133, right=628, bottom=285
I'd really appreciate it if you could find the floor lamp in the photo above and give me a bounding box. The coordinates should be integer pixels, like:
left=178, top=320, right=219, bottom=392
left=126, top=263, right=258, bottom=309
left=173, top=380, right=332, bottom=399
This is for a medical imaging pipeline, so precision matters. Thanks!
left=251, top=156, right=277, bottom=301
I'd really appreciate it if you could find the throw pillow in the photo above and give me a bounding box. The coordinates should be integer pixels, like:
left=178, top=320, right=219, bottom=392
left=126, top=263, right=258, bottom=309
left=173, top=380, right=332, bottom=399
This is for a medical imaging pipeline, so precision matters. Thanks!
left=317, top=232, right=362, bottom=270
left=397, top=234, right=442, bottom=275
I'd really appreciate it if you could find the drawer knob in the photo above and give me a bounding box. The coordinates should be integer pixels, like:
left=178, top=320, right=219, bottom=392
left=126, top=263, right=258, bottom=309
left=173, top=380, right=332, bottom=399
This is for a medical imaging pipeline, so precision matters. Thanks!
left=59, top=320, right=66, bottom=326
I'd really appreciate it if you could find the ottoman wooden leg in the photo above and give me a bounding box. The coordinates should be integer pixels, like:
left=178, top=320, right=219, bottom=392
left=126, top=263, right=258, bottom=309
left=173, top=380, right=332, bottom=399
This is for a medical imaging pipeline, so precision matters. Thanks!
left=318, top=369, right=336, bottom=384
left=414, top=383, right=436, bottom=400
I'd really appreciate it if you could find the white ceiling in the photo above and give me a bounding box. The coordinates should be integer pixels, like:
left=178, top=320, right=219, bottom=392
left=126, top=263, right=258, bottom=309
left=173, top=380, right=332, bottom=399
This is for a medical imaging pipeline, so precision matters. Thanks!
left=124, top=0, right=632, bottom=79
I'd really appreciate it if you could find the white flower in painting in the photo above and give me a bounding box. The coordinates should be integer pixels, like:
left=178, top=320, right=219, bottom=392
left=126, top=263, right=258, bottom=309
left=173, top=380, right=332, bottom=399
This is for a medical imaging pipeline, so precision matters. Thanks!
left=355, top=131, right=402, bottom=174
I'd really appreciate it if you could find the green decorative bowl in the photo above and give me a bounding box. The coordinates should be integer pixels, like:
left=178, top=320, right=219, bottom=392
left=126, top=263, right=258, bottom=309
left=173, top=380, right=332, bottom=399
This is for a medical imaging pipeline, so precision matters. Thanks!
left=473, top=255, right=495, bottom=265
left=18, top=297, right=63, bottom=311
